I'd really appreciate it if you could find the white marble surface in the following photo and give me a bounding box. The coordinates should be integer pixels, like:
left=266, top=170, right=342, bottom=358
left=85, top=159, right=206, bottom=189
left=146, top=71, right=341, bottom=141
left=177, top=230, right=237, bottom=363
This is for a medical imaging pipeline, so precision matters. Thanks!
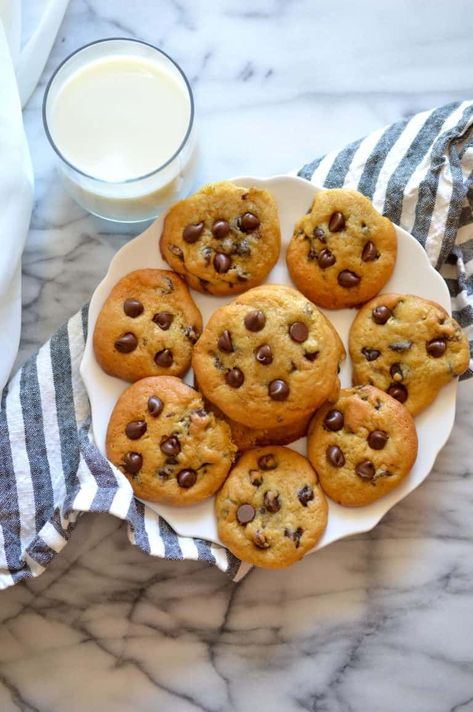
left=2, top=0, right=473, bottom=710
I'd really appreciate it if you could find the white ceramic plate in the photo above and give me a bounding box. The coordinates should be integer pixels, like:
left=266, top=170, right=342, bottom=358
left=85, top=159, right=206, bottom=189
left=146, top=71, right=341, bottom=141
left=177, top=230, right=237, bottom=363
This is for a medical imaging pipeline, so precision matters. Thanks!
left=80, top=175, right=456, bottom=551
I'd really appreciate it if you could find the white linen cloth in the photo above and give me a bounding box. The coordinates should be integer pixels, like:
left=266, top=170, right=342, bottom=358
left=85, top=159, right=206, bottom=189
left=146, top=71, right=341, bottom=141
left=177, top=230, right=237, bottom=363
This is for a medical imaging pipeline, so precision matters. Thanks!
left=0, top=0, right=69, bottom=393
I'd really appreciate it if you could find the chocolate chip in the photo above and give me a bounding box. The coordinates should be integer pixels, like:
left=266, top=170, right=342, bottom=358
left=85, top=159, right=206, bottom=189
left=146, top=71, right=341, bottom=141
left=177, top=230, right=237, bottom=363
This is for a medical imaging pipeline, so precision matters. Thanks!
left=264, top=490, right=280, bottom=513
left=160, top=435, right=181, bottom=456
left=158, top=466, right=172, bottom=480
left=338, top=270, right=361, bottom=288
left=268, top=379, right=289, bottom=401
left=390, top=363, right=403, bottom=380
left=308, top=247, right=317, bottom=261
left=183, top=221, right=204, bottom=243
left=234, top=239, right=251, bottom=256
left=284, top=527, right=303, bottom=548
left=244, top=310, right=266, bottom=331
left=253, top=530, right=270, bottom=549
left=185, top=325, right=200, bottom=344
left=123, top=299, right=143, bottom=318
left=239, top=212, right=260, bottom=233
left=193, top=408, right=207, bottom=419
left=427, top=338, right=447, bottom=358
left=389, top=340, right=412, bottom=352
left=355, top=460, right=375, bottom=480
left=304, top=351, right=319, bottom=362
left=258, top=453, right=277, bottom=470
left=225, top=367, right=244, bottom=388
left=148, top=396, right=164, bottom=417
left=372, top=305, right=392, bottom=324
left=123, top=452, right=142, bottom=475
left=298, top=485, right=314, bottom=507
left=289, top=322, right=308, bottom=343
left=324, top=409, right=344, bottom=431
left=212, top=219, right=230, bottom=239
left=318, top=248, right=336, bottom=269
left=155, top=349, right=173, bottom=367
left=237, top=503, right=255, bottom=524
left=329, top=211, right=345, bottom=232
left=326, top=445, right=345, bottom=467
left=361, top=241, right=378, bottom=262
left=250, top=470, right=263, bottom=486
left=362, top=347, right=381, bottom=361
left=152, top=311, right=174, bottom=330
left=201, top=245, right=212, bottom=265
left=169, top=244, right=184, bottom=259
left=125, top=420, right=147, bottom=440
left=213, top=252, right=232, bottom=273
left=115, top=332, right=138, bottom=353
left=387, top=383, right=408, bottom=403
left=218, top=329, right=234, bottom=353
left=255, top=344, right=273, bottom=365
left=177, top=468, right=197, bottom=488
left=368, top=430, right=389, bottom=450
left=313, top=227, right=325, bottom=239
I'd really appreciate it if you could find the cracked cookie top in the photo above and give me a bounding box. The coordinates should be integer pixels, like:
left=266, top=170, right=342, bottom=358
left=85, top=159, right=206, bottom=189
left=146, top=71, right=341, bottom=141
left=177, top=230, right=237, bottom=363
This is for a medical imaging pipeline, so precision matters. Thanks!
left=106, top=376, right=236, bottom=506
left=216, top=446, right=327, bottom=568
left=192, top=285, right=345, bottom=429
left=160, top=181, right=281, bottom=296
left=93, top=269, right=202, bottom=382
left=287, top=188, right=396, bottom=309
left=307, top=385, right=418, bottom=507
left=349, top=294, right=470, bottom=415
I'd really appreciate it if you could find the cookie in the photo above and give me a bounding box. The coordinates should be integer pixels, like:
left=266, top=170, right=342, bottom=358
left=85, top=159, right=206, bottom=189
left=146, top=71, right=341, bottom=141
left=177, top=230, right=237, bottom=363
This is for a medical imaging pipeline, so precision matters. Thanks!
left=349, top=294, right=470, bottom=415
left=192, top=285, right=345, bottom=429
left=307, top=386, right=418, bottom=507
left=106, top=376, right=237, bottom=505
left=287, top=189, right=397, bottom=309
left=215, top=446, right=328, bottom=568
left=160, top=181, right=281, bottom=296
left=212, top=406, right=311, bottom=451
left=93, top=269, right=202, bottom=382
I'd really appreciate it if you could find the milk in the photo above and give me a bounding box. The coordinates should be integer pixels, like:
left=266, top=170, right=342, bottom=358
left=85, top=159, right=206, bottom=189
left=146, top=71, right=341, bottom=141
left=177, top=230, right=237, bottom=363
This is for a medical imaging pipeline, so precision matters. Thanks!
left=44, top=40, right=196, bottom=221
left=49, top=55, right=191, bottom=182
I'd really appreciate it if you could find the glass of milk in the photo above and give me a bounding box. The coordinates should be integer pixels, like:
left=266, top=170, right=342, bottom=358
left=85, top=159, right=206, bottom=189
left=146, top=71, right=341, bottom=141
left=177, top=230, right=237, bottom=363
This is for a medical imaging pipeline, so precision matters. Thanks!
left=43, top=38, right=197, bottom=222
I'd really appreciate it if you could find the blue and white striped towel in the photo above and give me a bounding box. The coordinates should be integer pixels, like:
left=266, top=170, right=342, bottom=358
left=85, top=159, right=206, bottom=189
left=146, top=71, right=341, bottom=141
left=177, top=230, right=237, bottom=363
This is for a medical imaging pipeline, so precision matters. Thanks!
left=1, top=100, right=472, bottom=589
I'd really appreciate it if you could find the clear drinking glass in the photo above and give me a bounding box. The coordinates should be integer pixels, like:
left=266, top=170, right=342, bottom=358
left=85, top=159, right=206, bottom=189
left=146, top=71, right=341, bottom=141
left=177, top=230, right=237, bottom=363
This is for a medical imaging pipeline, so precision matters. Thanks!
left=43, top=38, right=197, bottom=222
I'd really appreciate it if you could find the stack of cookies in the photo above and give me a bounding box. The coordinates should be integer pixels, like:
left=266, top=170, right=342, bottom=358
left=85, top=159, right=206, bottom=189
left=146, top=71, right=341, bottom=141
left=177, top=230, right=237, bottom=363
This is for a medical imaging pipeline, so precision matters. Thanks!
left=93, top=180, right=470, bottom=569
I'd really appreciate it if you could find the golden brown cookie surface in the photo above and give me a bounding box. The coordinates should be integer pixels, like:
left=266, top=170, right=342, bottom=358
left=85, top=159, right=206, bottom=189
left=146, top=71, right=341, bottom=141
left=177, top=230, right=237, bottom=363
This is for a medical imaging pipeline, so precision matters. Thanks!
left=287, top=189, right=396, bottom=309
left=216, top=446, right=327, bottom=568
left=307, top=386, right=418, bottom=507
left=192, top=285, right=345, bottom=429
left=349, top=294, right=470, bottom=415
left=93, top=269, right=202, bottom=382
left=160, top=181, right=281, bottom=296
left=106, top=376, right=236, bottom=505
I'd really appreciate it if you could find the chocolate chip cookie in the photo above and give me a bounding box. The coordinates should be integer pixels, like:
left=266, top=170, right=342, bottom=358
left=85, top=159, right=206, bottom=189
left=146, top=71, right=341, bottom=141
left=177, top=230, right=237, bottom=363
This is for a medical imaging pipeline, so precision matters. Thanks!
left=192, top=285, right=345, bottom=429
left=349, top=294, right=470, bottom=415
left=307, top=386, right=418, bottom=507
left=93, top=269, right=202, bottom=382
left=160, top=181, right=281, bottom=295
left=106, top=376, right=236, bottom=505
left=211, top=406, right=312, bottom=451
left=287, top=189, right=397, bottom=309
left=215, top=446, right=328, bottom=568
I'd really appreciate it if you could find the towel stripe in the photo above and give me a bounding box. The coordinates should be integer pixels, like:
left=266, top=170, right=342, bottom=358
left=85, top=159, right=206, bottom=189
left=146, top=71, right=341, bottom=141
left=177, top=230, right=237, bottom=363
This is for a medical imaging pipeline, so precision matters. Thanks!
left=20, top=358, right=54, bottom=532
left=0, top=385, right=24, bottom=581
left=357, top=118, right=410, bottom=199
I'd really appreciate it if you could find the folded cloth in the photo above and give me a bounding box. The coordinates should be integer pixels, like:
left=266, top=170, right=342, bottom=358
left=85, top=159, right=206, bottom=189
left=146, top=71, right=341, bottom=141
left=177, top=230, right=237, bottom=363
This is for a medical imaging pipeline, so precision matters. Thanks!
left=1, top=100, right=473, bottom=590
left=0, top=0, right=70, bottom=394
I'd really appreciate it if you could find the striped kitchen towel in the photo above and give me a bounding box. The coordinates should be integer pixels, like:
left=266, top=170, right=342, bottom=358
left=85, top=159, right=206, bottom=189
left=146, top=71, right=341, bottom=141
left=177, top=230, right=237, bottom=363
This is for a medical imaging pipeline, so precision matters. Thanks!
left=1, top=100, right=472, bottom=590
